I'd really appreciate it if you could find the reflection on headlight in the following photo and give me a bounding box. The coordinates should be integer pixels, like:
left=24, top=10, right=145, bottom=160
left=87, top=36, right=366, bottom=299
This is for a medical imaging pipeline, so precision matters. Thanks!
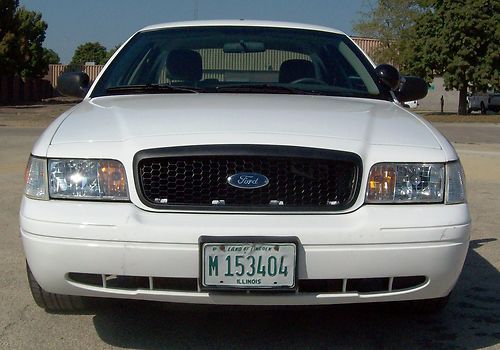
left=48, top=159, right=128, bottom=201
left=366, top=163, right=444, bottom=203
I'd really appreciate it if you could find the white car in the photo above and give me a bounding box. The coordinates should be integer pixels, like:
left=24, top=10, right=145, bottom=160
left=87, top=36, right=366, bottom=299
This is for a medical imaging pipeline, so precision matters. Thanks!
left=403, top=100, right=419, bottom=109
left=468, top=92, right=500, bottom=114
left=21, top=20, right=470, bottom=312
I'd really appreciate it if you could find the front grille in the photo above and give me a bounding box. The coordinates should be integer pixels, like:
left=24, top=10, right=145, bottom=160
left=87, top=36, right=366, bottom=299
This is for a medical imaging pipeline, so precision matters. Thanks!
left=134, top=145, right=362, bottom=211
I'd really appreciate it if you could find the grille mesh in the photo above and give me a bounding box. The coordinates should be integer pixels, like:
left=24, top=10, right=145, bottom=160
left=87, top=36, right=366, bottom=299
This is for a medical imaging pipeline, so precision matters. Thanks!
left=135, top=147, right=360, bottom=211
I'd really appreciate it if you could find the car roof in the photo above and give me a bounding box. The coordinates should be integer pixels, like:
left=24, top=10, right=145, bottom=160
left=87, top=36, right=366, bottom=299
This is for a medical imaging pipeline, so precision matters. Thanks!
left=140, top=20, right=346, bottom=36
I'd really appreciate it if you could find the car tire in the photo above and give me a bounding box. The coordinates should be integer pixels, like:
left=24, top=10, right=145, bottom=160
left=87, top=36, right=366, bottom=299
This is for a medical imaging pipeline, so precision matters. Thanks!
left=27, top=263, right=88, bottom=312
left=480, top=102, right=487, bottom=115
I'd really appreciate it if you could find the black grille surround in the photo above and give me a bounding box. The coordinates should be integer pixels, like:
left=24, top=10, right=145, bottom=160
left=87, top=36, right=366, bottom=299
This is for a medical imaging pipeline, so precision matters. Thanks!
left=133, top=145, right=362, bottom=212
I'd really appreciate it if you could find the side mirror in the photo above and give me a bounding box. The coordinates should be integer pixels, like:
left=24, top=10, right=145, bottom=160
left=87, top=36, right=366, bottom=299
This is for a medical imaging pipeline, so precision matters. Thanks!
left=57, top=72, right=90, bottom=98
left=375, top=64, right=400, bottom=90
left=395, top=76, right=428, bottom=102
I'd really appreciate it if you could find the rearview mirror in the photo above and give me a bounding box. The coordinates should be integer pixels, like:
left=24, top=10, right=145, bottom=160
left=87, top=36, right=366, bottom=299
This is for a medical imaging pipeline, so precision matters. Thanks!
left=223, top=41, right=265, bottom=53
left=57, top=72, right=90, bottom=98
left=395, top=76, right=428, bottom=102
left=375, top=64, right=400, bottom=90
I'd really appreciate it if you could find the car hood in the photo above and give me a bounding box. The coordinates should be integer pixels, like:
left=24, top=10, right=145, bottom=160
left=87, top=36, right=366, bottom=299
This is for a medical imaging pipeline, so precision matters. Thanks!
left=51, top=94, right=441, bottom=149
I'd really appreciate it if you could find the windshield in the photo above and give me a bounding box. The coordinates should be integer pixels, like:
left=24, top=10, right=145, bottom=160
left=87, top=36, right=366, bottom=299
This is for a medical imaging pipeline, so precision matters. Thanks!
left=90, top=26, right=390, bottom=100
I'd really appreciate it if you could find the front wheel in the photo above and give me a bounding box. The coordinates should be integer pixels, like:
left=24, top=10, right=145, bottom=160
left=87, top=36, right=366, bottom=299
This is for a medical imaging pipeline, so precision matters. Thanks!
left=27, top=263, right=88, bottom=312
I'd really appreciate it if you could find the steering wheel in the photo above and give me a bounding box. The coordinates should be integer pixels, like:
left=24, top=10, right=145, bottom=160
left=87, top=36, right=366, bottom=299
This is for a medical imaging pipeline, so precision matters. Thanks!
left=290, top=78, right=327, bottom=85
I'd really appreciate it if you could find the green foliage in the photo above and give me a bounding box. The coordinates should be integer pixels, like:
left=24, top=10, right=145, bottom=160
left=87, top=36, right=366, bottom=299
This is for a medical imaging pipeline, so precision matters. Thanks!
left=105, top=44, right=121, bottom=63
left=405, top=0, right=500, bottom=114
left=16, top=7, right=49, bottom=78
left=353, top=0, right=422, bottom=67
left=0, top=1, right=52, bottom=78
left=71, top=42, right=108, bottom=65
left=0, top=0, right=21, bottom=75
left=43, top=48, right=60, bottom=64
left=354, top=0, right=499, bottom=114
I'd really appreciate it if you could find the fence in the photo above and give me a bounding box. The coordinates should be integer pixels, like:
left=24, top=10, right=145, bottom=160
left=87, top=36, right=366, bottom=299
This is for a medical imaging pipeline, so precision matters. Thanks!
left=0, top=64, right=105, bottom=105
left=45, top=64, right=105, bottom=89
left=351, top=37, right=381, bottom=59
left=0, top=76, right=54, bottom=105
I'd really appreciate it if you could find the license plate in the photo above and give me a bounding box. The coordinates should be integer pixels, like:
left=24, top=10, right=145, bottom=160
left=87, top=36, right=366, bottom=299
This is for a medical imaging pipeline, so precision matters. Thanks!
left=201, top=241, right=297, bottom=290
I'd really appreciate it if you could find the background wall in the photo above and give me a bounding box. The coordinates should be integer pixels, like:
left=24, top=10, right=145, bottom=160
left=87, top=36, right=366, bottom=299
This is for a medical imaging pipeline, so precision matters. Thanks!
left=417, top=77, right=459, bottom=112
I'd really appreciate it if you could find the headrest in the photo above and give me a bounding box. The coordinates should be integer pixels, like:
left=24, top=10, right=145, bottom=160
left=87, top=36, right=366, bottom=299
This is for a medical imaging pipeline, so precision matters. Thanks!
left=166, top=49, right=202, bottom=81
left=279, top=59, right=315, bottom=83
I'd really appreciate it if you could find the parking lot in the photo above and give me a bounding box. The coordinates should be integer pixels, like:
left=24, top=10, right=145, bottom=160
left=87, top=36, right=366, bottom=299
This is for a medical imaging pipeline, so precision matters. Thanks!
left=0, top=105, right=499, bottom=349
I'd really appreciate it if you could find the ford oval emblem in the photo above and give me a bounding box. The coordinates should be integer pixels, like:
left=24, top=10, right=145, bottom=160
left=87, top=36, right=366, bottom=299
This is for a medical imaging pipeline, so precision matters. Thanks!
left=227, top=172, right=269, bottom=189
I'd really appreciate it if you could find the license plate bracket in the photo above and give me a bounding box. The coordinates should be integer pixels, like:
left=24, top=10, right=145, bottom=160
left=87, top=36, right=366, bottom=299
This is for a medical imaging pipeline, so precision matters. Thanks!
left=199, top=236, right=299, bottom=292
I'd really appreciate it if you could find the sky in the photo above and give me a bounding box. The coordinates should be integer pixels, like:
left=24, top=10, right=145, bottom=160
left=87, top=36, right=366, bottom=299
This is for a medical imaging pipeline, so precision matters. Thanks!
left=20, top=0, right=365, bottom=64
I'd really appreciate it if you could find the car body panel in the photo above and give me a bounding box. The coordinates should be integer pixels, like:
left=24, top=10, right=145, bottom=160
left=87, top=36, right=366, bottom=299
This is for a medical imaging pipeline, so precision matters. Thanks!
left=51, top=94, right=441, bottom=150
left=141, top=19, right=346, bottom=35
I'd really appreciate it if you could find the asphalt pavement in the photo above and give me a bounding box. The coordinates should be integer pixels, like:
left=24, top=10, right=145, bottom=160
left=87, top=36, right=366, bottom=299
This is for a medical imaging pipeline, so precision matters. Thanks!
left=0, top=124, right=499, bottom=349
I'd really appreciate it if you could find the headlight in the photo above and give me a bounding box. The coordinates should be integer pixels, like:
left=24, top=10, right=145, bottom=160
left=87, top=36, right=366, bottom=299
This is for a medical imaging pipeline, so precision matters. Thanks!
left=366, top=163, right=445, bottom=203
left=366, top=161, right=466, bottom=204
left=48, top=159, right=129, bottom=201
left=24, top=156, right=49, bottom=200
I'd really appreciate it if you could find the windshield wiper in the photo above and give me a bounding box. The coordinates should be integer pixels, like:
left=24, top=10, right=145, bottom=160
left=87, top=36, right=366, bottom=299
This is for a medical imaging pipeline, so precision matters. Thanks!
left=215, top=84, right=321, bottom=95
left=106, top=84, right=203, bottom=95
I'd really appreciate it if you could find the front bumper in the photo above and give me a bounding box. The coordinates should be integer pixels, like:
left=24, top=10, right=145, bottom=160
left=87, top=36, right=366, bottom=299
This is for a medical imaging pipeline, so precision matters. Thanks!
left=20, top=198, right=470, bottom=305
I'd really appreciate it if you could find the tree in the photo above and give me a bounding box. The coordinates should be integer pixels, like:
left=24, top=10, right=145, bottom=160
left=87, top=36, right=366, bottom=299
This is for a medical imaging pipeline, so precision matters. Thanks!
left=0, top=0, right=51, bottom=78
left=15, top=7, right=49, bottom=78
left=43, top=48, right=60, bottom=64
left=0, top=0, right=21, bottom=76
left=71, top=42, right=107, bottom=65
left=353, top=0, right=422, bottom=67
left=405, top=0, right=500, bottom=114
left=105, top=44, right=121, bottom=63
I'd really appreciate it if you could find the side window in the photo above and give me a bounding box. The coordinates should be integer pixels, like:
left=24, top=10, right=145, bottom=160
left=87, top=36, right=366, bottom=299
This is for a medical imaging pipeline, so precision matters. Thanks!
left=337, top=41, right=379, bottom=94
left=97, top=42, right=161, bottom=88
left=127, top=47, right=164, bottom=85
left=318, top=42, right=379, bottom=94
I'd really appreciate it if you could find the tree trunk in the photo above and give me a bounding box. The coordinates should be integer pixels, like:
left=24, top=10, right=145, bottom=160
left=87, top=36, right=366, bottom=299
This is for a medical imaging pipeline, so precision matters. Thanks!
left=458, top=86, right=468, bottom=115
